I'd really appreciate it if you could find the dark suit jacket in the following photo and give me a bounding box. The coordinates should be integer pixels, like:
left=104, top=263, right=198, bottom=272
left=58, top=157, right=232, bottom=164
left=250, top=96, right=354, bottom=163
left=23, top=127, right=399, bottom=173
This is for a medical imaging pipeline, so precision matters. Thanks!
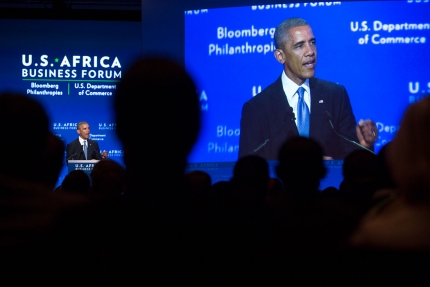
left=239, top=76, right=359, bottom=160
left=66, top=138, right=102, bottom=161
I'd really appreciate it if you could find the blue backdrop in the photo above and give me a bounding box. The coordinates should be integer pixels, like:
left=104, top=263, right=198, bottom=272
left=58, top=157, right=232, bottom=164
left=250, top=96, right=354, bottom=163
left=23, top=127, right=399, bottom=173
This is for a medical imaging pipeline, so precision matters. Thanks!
left=0, top=19, right=141, bottom=186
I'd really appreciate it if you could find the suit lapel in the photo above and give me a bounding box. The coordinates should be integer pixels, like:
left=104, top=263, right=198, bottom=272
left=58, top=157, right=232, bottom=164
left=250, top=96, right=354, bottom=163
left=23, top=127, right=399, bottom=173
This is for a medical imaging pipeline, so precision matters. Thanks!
left=76, top=138, right=85, bottom=160
left=270, top=76, right=289, bottom=121
left=270, top=76, right=298, bottom=135
left=87, top=140, right=94, bottom=160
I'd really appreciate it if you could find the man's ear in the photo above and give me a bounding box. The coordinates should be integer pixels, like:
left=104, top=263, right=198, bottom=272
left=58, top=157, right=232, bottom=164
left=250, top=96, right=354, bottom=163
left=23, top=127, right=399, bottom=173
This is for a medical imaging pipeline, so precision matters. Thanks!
left=274, top=49, right=285, bottom=64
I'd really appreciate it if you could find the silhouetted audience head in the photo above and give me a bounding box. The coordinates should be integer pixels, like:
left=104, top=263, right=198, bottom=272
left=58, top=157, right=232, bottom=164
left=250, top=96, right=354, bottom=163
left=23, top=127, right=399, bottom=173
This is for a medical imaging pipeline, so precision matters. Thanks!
left=184, top=170, right=212, bottom=194
left=91, top=160, right=125, bottom=197
left=276, top=137, right=326, bottom=194
left=111, top=58, right=203, bottom=281
left=0, top=93, right=50, bottom=180
left=209, top=180, right=233, bottom=197
left=387, top=96, right=430, bottom=198
left=321, top=186, right=341, bottom=198
left=230, top=155, right=270, bottom=203
left=369, top=142, right=397, bottom=203
left=341, top=149, right=378, bottom=195
left=374, top=142, right=396, bottom=190
left=114, top=57, right=200, bottom=185
left=39, top=133, right=65, bottom=190
left=60, top=170, right=90, bottom=194
left=349, top=97, right=430, bottom=257
left=267, top=177, right=283, bottom=197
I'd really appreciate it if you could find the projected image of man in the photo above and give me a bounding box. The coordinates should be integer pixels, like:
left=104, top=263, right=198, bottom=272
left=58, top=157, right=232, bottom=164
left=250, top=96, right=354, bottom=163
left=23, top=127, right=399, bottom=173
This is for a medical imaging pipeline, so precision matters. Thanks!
left=239, top=17, right=378, bottom=160
left=66, top=121, right=102, bottom=161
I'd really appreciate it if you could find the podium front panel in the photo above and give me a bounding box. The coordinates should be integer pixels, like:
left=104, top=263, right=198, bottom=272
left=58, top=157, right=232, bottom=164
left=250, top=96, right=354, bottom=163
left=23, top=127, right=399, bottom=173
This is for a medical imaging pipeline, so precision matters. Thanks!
left=67, top=160, right=100, bottom=176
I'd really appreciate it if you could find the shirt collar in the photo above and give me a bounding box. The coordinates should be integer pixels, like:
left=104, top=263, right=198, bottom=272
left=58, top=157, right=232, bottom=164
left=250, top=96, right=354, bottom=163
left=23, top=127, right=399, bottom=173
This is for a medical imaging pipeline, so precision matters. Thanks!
left=79, top=136, right=87, bottom=145
left=281, top=71, right=310, bottom=102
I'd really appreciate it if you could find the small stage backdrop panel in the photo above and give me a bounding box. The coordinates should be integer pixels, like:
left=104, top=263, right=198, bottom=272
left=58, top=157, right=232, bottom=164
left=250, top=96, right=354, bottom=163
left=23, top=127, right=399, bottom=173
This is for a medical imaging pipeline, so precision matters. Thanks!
left=0, top=18, right=141, bottom=186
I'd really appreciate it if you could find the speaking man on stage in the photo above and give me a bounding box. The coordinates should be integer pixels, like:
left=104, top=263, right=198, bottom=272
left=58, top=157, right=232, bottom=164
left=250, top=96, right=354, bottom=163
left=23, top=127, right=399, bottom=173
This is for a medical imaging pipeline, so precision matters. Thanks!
left=239, top=17, right=378, bottom=160
left=66, top=121, right=102, bottom=161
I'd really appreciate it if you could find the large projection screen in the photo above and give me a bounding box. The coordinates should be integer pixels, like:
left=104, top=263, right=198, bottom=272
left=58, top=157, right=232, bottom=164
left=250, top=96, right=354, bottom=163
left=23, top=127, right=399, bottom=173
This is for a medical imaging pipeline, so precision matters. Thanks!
left=182, top=0, right=430, bottom=187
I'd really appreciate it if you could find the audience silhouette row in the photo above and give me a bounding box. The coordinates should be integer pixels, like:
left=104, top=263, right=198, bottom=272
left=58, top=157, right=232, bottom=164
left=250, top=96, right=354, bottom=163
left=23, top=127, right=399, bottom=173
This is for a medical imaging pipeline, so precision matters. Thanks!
left=1, top=58, right=430, bottom=285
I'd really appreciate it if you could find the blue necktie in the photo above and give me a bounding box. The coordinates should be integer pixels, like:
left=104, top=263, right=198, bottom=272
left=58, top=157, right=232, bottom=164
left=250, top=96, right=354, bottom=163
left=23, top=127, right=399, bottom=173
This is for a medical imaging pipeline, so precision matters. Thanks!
left=297, top=87, right=310, bottom=138
left=83, top=140, right=88, bottom=160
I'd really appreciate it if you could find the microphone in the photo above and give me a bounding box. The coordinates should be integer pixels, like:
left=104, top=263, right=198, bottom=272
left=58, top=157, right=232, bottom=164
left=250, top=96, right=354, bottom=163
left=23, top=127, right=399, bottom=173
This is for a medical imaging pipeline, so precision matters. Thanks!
left=324, top=111, right=375, bottom=155
left=66, top=148, right=83, bottom=161
left=290, top=107, right=296, bottom=122
left=250, top=107, right=295, bottom=155
left=67, top=152, right=77, bottom=161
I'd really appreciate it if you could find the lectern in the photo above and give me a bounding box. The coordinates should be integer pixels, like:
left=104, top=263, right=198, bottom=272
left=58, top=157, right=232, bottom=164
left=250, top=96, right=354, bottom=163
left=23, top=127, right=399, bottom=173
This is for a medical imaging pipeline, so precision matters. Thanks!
left=67, top=160, right=99, bottom=177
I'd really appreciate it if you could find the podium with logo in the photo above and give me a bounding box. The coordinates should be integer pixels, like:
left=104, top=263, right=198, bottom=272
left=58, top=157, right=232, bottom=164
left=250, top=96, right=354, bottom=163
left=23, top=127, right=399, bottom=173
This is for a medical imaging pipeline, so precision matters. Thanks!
left=67, top=160, right=99, bottom=177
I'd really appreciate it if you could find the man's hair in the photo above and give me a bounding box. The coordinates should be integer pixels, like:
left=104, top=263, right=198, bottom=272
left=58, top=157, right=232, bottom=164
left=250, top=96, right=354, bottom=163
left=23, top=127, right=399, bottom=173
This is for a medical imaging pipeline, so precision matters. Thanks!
left=274, top=17, right=309, bottom=49
left=114, top=57, right=200, bottom=163
left=0, top=92, right=50, bottom=178
left=275, top=137, right=326, bottom=193
left=77, top=121, right=88, bottom=130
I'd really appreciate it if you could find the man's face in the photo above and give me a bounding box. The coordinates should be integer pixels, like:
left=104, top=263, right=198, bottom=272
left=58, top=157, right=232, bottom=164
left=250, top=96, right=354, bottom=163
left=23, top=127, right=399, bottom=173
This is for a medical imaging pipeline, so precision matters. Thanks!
left=77, top=123, right=90, bottom=140
left=275, top=25, right=317, bottom=85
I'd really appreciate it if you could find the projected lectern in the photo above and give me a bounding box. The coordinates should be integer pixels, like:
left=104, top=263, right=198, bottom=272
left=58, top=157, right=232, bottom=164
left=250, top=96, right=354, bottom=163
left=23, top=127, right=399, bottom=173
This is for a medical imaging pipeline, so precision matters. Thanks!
left=67, top=160, right=99, bottom=177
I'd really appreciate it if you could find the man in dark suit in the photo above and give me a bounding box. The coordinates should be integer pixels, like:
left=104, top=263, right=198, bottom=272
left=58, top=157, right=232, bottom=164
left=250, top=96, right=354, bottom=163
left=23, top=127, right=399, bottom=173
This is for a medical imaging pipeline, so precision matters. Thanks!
left=239, top=18, right=378, bottom=160
left=66, top=121, right=102, bottom=161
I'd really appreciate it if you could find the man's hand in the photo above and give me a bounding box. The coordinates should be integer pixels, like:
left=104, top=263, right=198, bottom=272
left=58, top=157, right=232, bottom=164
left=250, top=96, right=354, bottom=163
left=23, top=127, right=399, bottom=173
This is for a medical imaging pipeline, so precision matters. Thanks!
left=101, top=151, right=108, bottom=159
left=356, top=119, right=378, bottom=149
